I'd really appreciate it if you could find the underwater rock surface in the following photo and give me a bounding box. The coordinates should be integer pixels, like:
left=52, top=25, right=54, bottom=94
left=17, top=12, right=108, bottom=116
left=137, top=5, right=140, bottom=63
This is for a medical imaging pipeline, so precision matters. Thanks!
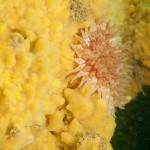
left=111, top=86, right=150, bottom=150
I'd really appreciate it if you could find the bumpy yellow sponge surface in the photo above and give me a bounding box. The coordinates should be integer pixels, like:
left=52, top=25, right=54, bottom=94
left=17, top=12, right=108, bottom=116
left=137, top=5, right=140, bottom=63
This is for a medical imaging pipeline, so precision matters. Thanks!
left=122, top=0, right=150, bottom=98
left=0, top=0, right=127, bottom=150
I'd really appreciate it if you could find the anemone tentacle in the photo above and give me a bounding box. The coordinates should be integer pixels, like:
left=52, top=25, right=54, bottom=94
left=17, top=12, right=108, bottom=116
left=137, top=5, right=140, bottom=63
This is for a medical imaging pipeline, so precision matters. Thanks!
left=68, top=20, right=132, bottom=109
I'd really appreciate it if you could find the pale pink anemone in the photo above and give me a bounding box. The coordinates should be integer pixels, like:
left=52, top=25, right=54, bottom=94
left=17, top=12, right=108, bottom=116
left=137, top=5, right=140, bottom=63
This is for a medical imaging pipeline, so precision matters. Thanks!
left=69, top=20, right=132, bottom=110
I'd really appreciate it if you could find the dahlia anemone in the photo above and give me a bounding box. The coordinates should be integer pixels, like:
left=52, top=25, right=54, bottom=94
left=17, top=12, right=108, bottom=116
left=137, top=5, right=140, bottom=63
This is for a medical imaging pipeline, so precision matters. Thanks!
left=68, top=20, right=132, bottom=109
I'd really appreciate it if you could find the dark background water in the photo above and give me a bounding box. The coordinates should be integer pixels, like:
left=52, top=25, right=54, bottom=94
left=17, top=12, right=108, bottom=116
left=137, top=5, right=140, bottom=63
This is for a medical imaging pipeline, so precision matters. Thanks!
left=111, top=86, right=150, bottom=150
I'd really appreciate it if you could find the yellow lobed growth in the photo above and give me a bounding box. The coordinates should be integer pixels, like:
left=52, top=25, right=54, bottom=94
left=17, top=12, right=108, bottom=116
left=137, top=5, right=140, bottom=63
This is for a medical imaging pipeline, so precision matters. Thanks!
left=0, top=0, right=142, bottom=149
left=63, top=88, right=116, bottom=149
left=123, top=0, right=150, bottom=91
left=0, top=0, right=69, bottom=149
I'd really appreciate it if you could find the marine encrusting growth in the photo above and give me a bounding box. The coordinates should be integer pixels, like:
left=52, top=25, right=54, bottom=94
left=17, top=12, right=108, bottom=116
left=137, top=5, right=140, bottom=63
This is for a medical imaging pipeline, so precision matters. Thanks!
left=69, top=0, right=89, bottom=22
left=123, top=0, right=150, bottom=88
left=69, top=20, right=132, bottom=110
left=0, top=0, right=141, bottom=149
left=76, top=133, right=107, bottom=150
